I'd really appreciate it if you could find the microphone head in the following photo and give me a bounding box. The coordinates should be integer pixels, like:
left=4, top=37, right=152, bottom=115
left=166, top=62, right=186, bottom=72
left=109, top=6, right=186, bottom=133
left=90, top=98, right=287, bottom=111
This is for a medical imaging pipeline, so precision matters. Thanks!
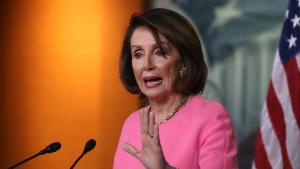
left=40, top=142, right=61, bottom=154
left=83, top=139, right=96, bottom=154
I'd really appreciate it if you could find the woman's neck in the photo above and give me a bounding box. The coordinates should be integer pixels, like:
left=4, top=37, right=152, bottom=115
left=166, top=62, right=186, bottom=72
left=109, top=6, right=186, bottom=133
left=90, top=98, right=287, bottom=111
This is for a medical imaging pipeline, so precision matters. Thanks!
left=148, top=94, right=183, bottom=123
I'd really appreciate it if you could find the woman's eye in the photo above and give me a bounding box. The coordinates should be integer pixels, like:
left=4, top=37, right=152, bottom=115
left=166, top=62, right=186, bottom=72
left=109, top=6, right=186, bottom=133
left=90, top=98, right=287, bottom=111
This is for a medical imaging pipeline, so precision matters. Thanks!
left=133, top=52, right=143, bottom=59
left=154, top=48, right=165, bottom=56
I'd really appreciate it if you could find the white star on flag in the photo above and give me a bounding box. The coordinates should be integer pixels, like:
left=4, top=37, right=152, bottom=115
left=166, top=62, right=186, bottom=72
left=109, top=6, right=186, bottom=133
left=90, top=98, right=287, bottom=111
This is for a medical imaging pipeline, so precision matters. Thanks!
left=287, top=34, right=297, bottom=48
left=286, top=10, right=289, bottom=19
left=291, top=14, right=300, bottom=28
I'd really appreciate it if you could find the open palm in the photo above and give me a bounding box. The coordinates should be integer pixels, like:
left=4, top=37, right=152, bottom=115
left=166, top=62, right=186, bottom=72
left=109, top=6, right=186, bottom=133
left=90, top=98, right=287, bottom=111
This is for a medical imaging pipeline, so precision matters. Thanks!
left=122, top=107, right=175, bottom=169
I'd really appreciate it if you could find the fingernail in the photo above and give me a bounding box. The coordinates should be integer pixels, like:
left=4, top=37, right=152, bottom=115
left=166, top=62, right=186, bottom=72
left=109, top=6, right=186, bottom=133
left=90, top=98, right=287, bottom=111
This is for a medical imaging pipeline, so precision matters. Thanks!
left=122, top=142, right=127, bottom=148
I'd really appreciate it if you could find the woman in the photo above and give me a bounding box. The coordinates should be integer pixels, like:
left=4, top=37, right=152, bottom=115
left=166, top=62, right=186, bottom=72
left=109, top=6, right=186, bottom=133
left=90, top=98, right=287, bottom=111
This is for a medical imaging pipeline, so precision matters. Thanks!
left=114, top=8, right=238, bottom=169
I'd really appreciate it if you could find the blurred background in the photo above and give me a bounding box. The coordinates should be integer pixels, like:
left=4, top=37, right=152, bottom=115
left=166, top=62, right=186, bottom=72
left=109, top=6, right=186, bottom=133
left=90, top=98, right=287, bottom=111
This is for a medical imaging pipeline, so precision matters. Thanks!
left=0, top=0, right=287, bottom=168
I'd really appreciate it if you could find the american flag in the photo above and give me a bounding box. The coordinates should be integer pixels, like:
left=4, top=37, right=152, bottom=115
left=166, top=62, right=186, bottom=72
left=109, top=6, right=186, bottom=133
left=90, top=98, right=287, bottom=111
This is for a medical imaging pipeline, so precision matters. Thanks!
left=252, top=0, right=300, bottom=169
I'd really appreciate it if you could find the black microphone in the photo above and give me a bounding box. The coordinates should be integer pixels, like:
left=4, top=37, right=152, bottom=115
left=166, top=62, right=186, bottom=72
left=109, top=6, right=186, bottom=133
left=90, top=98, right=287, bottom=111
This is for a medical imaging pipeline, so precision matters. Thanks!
left=8, top=142, right=61, bottom=169
left=70, top=139, right=96, bottom=169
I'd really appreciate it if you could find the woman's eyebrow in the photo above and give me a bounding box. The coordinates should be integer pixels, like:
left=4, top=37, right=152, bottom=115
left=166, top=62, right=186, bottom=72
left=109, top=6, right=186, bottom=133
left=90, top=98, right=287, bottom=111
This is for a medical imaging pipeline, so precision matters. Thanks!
left=130, top=46, right=142, bottom=51
left=131, top=45, right=141, bottom=48
left=130, top=41, right=170, bottom=50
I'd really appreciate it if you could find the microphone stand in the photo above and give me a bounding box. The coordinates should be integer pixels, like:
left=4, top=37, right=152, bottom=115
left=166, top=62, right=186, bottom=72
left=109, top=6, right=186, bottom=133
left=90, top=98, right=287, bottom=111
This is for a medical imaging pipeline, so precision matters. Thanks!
left=8, top=142, right=61, bottom=169
left=70, top=152, right=85, bottom=169
left=70, top=139, right=96, bottom=169
left=8, top=152, right=42, bottom=169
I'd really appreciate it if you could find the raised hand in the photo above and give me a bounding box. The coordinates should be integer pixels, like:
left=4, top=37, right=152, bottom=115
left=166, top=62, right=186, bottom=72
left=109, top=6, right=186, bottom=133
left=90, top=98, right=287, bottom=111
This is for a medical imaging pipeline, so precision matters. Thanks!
left=122, top=107, right=175, bottom=169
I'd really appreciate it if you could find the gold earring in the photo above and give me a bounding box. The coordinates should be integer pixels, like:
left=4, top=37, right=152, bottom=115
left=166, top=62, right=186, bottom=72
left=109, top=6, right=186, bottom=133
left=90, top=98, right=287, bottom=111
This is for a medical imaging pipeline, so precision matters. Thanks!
left=179, top=67, right=187, bottom=80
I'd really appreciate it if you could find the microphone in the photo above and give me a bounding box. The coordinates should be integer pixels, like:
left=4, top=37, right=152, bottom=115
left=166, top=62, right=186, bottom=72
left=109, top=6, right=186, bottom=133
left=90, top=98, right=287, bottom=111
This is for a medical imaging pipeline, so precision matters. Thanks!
left=8, top=142, right=61, bottom=169
left=70, top=139, right=96, bottom=169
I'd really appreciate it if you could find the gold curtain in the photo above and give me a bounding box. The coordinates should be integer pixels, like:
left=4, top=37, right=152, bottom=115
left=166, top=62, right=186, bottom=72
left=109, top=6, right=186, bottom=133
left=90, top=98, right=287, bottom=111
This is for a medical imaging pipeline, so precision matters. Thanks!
left=1, top=0, right=141, bottom=168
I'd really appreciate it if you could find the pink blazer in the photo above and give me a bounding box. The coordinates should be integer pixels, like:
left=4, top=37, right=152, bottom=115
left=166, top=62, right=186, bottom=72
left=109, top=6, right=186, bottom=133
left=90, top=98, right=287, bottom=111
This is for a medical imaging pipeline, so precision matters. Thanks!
left=114, top=95, right=238, bottom=169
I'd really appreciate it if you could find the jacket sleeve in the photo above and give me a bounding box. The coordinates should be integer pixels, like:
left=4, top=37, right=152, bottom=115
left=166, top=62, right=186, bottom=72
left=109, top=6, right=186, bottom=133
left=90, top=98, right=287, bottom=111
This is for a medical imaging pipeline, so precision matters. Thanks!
left=113, top=111, right=144, bottom=169
left=198, top=102, right=239, bottom=169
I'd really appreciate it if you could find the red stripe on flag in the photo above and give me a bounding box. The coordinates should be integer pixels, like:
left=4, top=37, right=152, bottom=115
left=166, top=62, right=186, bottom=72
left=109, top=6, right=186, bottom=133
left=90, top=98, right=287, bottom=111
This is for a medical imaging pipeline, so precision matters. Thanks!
left=283, top=57, right=300, bottom=129
left=267, top=83, right=292, bottom=169
left=254, top=130, right=272, bottom=169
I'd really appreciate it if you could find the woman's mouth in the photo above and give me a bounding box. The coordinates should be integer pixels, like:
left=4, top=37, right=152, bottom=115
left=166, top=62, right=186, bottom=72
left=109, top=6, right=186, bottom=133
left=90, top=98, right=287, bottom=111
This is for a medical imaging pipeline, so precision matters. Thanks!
left=143, top=76, right=162, bottom=88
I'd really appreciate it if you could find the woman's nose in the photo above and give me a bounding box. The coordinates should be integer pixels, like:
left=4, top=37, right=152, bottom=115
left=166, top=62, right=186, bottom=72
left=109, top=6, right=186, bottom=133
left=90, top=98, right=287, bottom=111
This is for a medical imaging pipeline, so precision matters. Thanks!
left=143, top=55, right=154, bottom=70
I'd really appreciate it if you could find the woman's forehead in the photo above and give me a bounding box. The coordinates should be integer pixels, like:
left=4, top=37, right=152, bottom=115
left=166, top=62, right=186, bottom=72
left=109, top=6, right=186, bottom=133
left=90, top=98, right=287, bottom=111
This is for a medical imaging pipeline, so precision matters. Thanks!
left=131, top=27, right=168, bottom=43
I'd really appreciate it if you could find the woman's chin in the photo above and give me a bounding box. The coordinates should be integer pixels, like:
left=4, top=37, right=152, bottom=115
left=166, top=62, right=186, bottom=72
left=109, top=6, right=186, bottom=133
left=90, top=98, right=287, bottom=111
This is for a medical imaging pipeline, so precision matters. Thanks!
left=142, top=90, right=163, bottom=100
left=141, top=89, right=172, bottom=101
